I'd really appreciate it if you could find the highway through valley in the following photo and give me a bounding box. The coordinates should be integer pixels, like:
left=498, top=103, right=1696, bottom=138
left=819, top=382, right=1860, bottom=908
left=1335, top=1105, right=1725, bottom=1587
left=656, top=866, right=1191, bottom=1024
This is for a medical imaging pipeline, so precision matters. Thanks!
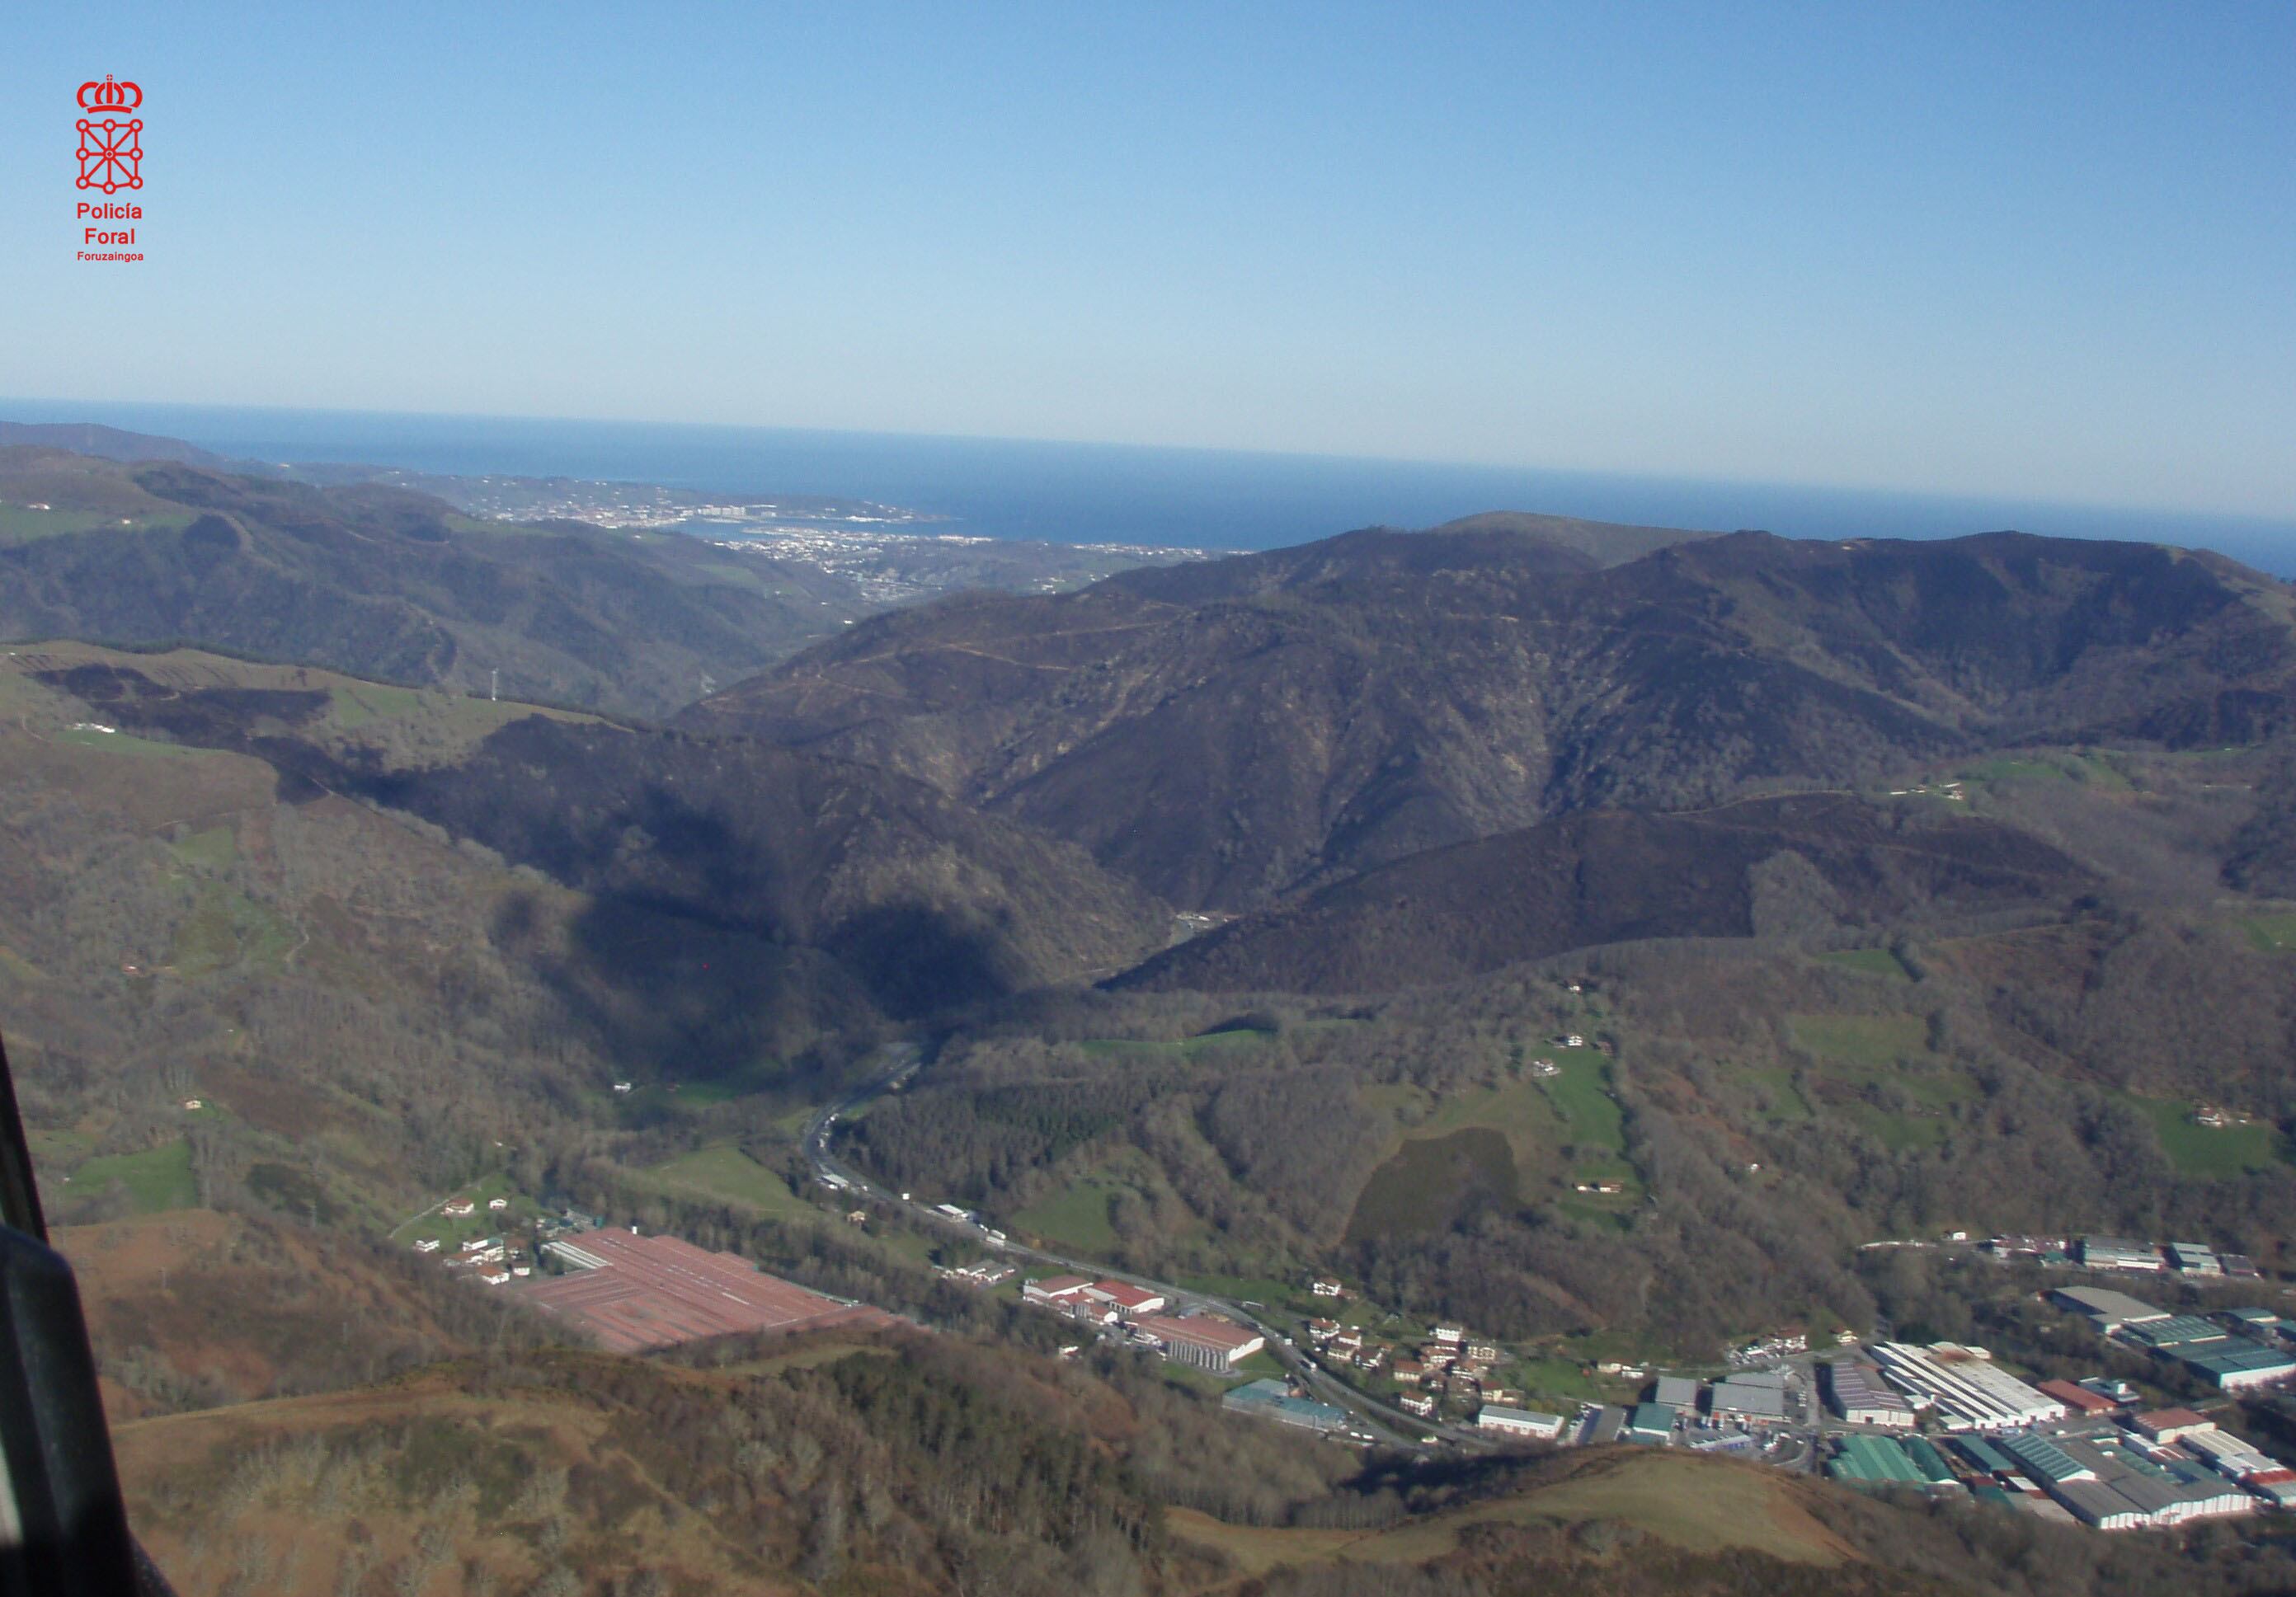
left=800, top=1045, right=1484, bottom=1451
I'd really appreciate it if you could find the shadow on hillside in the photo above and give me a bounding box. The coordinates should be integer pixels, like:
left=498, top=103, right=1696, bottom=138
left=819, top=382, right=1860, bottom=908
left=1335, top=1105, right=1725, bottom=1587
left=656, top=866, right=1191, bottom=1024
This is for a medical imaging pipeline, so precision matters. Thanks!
left=500, top=886, right=1017, bottom=1105
left=506, top=895, right=858, bottom=1101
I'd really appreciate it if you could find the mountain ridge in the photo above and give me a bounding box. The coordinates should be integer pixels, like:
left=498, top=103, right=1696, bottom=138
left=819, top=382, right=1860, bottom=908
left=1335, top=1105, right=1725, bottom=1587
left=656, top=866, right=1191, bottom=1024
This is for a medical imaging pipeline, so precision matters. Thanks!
left=693, top=523, right=2296, bottom=908
left=1116, top=791, right=2097, bottom=994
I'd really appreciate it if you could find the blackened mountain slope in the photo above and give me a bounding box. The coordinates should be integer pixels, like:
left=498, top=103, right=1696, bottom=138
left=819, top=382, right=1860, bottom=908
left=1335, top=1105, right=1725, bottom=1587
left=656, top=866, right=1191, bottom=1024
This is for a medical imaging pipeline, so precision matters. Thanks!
left=346, top=717, right=1175, bottom=1015
left=47, top=661, right=1173, bottom=1018
left=694, top=524, right=2296, bottom=909
left=1117, top=793, right=2094, bottom=994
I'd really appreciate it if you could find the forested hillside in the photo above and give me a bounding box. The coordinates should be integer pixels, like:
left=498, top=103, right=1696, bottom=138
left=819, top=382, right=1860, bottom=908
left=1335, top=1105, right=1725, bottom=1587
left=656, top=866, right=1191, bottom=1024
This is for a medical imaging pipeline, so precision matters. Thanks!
left=0, top=643, right=1164, bottom=1266
left=100, top=1313, right=2295, bottom=1597
left=1121, top=793, right=2094, bottom=993
left=0, top=449, right=868, bottom=716
left=697, top=524, right=2296, bottom=908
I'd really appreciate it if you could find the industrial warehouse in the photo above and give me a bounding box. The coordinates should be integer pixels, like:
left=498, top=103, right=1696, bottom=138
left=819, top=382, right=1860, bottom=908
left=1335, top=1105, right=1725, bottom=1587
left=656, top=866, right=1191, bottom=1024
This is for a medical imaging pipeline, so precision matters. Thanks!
left=1865, top=1342, right=2069, bottom=1431
left=1022, top=1273, right=1266, bottom=1369
left=2053, top=1287, right=2296, bottom=1392
left=1825, top=1409, right=2284, bottom=1529
left=522, top=1228, right=894, bottom=1353
left=1223, top=1379, right=1351, bottom=1434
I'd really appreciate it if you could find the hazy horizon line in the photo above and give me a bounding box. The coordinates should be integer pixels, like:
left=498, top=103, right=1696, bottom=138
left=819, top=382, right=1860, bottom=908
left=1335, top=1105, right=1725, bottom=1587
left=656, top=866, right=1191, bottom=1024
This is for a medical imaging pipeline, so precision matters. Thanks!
left=9, top=392, right=2294, bottom=538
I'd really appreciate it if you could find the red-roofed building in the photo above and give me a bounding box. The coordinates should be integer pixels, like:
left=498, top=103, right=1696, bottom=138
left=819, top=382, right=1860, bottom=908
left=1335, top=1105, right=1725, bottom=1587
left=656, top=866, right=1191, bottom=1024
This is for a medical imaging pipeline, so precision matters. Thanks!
left=1023, top=1274, right=1095, bottom=1308
left=2133, top=1407, right=2214, bottom=1444
left=1086, top=1280, right=1167, bottom=1317
left=1131, top=1313, right=1266, bottom=1370
left=2039, top=1379, right=2118, bottom=1416
left=522, top=1228, right=882, bottom=1353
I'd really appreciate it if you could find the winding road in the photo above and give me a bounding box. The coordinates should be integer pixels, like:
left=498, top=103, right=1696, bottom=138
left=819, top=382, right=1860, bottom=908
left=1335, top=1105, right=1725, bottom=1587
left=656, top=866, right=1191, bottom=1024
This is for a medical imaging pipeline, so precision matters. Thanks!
left=802, top=1044, right=1484, bottom=1451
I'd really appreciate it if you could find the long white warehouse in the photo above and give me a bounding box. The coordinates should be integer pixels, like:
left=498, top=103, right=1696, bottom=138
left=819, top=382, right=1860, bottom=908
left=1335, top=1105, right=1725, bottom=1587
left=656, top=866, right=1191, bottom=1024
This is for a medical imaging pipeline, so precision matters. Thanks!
left=1868, top=1343, right=2069, bottom=1432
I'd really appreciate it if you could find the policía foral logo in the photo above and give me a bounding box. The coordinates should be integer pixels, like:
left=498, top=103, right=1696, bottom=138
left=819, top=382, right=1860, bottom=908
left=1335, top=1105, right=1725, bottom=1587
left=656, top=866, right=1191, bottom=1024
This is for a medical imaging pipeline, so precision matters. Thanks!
left=76, top=75, right=144, bottom=261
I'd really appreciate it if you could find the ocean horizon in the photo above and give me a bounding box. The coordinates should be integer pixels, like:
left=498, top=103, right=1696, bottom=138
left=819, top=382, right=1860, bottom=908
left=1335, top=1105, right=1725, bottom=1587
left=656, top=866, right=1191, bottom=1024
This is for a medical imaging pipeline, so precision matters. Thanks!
left=10, top=397, right=2295, bottom=575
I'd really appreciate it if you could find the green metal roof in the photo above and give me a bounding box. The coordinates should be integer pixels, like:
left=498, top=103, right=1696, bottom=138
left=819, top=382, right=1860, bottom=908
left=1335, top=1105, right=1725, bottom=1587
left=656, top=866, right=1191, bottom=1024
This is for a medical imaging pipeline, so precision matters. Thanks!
left=1628, top=1402, right=1676, bottom=1435
left=1999, top=1432, right=2087, bottom=1484
left=2124, top=1315, right=2231, bottom=1349
left=1901, top=1435, right=1958, bottom=1484
left=1830, top=1435, right=1926, bottom=1485
left=2179, top=1341, right=2296, bottom=1379
left=1954, top=1437, right=2016, bottom=1474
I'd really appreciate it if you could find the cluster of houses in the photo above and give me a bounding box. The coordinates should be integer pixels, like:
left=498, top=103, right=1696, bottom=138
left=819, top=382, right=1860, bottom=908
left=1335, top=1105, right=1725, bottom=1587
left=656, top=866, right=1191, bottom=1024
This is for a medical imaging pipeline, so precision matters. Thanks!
left=414, top=1231, right=528, bottom=1286
left=411, top=1197, right=598, bottom=1288
left=1728, top=1329, right=1820, bottom=1366
left=937, top=1260, right=1016, bottom=1289
left=441, top=1195, right=511, bottom=1219
left=1305, top=1320, right=1522, bottom=1421
left=1022, top=1275, right=1266, bottom=1370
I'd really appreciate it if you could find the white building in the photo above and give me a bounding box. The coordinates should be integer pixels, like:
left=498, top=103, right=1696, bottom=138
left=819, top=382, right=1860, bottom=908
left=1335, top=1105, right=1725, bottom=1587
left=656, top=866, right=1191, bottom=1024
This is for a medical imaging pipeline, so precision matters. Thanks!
left=2169, top=1242, right=2223, bottom=1275
left=2080, top=1237, right=2164, bottom=1271
left=1023, top=1274, right=1095, bottom=1309
left=1868, top=1343, right=2068, bottom=1432
left=2181, top=1428, right=2281, bottom=1479
left=2052, top=1285, right=2168, bottom=1332
left=1478, top=1406, right=1564, bottom=1439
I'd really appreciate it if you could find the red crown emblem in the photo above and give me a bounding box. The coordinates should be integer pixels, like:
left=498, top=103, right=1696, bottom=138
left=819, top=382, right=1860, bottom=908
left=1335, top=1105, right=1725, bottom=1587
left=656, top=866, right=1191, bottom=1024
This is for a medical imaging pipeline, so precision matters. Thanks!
left=78, top=76, right=143, bottom=114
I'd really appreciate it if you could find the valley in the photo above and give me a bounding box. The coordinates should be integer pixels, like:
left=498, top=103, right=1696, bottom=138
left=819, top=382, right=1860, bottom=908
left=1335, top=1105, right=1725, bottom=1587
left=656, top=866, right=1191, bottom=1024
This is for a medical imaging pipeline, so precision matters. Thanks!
left=10, top=440, right=2296, bottom=1592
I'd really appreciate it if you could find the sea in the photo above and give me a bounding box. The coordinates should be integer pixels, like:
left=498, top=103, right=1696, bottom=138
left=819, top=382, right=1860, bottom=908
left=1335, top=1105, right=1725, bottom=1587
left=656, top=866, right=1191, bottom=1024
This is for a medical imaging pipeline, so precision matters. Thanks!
left=12, top=398, right=2296, bottom=574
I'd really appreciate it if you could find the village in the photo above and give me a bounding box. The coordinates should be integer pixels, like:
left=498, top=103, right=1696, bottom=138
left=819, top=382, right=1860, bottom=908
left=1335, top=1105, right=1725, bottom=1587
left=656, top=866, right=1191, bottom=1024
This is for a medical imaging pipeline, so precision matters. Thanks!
left=397, top=1127, right=2296, bottom=1544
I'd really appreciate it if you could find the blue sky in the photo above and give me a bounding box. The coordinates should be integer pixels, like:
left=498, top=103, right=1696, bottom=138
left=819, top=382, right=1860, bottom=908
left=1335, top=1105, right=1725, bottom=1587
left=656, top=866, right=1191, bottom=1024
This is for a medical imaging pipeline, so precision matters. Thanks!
left=3, top=2, right=2291, bottom=518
